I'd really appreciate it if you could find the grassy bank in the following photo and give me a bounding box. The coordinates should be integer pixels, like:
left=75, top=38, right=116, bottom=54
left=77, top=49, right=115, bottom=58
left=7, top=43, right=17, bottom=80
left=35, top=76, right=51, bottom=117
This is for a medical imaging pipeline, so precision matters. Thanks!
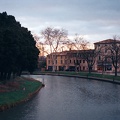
left=0, top=77, right=43, bottom=111
left=33, top=71, right=120, bottom=81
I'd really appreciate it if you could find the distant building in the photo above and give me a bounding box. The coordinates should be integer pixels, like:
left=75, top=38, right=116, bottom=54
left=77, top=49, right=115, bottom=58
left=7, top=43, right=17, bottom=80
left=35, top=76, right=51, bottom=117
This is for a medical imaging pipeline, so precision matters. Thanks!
left=94, top=39, right=120, bottom=73
left=46, top=50, right=94, bottom=71
left=46, top=38, right=120, bottom=73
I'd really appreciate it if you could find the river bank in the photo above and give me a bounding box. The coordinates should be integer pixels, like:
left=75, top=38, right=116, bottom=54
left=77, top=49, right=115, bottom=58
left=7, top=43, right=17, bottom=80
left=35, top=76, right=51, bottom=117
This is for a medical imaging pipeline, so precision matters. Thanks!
left=32, top=71, right=120, bottom=85
left=0, top=77, right=44, bottom=111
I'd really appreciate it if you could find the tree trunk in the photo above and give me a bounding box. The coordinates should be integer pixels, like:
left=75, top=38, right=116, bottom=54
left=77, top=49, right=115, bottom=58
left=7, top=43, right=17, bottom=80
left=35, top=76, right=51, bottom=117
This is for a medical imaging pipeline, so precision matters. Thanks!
left=0, top=72, right=4, bottom=80
left=7, top=72, right=12, bottom=80
left=115, top=67, right=117, bottom=76
left=88, top=66, right=91, bottom=74
left=75, top=65, right=77, bottom=72
left=3, top=72, right=7, bottom=80
left=89, top=68, right=91, bottom=74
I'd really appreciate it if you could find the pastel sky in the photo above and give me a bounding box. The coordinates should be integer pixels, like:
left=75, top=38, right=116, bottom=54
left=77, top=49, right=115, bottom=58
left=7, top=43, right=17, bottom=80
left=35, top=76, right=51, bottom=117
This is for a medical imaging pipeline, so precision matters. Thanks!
left=0, top=0, right=120, bottom=43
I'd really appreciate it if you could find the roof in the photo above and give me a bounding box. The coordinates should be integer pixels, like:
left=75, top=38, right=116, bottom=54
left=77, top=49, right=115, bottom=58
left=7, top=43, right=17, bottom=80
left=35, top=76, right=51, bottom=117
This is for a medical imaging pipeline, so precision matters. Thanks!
left=94, top=39, right=120, bottom=44
left=47, top=49, right=94, bottom=56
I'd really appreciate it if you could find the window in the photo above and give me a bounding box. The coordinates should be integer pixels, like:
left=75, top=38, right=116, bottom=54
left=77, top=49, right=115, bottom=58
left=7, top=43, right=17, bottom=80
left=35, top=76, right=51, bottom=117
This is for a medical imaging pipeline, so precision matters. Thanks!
left=83, top=66, right=85, bottom=70
left=74, top=60, right=76, bottom=64
left=54, top=55, right=57, bottom=59
left=61, top=60, right=63, bottom=64
left=83, top=60, right=85, bottom=63
left=48, top=60, right=50, bottom=64
left=98, top=56, right=101, bottom=60
left=65, top=60, right=67, bottom=64
left=70, top=60, right=71, bottom=63
left=80, top=60, right=81, bottom=63
left=77, top=60, right=79, bottom=64
left=106, top=65, right=112, bottom=71
left=48, top=55, right=50, bottom=59
left=73, top=54, right=76, bottom=57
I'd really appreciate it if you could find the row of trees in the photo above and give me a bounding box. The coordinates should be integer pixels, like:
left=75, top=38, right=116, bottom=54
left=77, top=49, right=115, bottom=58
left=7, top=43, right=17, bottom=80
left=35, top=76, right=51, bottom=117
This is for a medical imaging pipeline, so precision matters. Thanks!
left=35, top=27, right=120, bottom=77
left=1, top=12, right=119, bottom=79
left=34, top=27, right=100, bottom=74
left=0, top=12, right=39, bottom=80
left=3, top=12, right=120, bottom=81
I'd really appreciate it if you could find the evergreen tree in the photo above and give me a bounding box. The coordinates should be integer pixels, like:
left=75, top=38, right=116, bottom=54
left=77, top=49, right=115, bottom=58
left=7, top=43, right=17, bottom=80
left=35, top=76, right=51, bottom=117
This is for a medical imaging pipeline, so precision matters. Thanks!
left=0, top=12, right=39, bottom=80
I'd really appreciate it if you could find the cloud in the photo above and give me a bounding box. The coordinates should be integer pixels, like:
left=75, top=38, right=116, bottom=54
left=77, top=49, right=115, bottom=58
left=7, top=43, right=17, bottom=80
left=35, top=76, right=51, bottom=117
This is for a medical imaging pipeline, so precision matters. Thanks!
left=0, top=0, right=120, bottom=42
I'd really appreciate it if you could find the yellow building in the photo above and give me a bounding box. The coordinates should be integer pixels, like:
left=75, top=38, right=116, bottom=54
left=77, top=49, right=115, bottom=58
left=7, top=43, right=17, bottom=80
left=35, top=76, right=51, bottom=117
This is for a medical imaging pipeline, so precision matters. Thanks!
left=46, top=50, right=93, bottom=71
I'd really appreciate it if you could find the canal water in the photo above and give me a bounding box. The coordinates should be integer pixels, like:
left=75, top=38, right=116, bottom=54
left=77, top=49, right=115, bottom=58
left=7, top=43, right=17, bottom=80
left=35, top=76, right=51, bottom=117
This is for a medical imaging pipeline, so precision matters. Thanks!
left=0, top=75, right=120, bottom=120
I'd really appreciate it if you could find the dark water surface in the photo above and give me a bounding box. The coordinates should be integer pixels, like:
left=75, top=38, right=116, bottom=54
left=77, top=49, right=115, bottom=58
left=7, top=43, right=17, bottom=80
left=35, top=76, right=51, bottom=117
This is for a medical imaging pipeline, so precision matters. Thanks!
left=0, top=75, right=120, bottom=120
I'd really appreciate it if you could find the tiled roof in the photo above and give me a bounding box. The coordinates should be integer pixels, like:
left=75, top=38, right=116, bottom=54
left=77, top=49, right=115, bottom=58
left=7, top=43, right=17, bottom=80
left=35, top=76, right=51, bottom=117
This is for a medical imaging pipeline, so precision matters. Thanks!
left=94, top=39, right=120, bottom=44
left=47, top=49, right=94, bottom=56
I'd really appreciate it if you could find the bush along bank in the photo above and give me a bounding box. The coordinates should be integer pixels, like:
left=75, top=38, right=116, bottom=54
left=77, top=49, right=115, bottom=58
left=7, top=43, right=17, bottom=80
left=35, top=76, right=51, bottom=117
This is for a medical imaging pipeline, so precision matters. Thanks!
left=0, top=77, right=44, bottom=111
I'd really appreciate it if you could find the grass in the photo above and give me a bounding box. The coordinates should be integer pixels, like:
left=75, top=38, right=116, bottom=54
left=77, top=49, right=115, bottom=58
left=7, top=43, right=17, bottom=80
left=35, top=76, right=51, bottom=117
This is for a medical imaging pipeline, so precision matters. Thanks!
left=0, top=77, right=42, bottom=107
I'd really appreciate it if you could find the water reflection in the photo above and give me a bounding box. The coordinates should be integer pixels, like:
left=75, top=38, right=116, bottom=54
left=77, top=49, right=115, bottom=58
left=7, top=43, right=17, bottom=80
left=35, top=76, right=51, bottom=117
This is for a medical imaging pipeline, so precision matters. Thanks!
left=0, top=75, right=120, bottom=120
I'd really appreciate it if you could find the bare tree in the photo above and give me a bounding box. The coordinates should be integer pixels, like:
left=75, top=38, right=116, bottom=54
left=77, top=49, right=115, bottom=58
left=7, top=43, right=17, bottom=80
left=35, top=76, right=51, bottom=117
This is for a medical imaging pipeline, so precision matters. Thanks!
left=33, top=34, right=49, bottom=57
left=66, top=41, right=75, bottom=51
left=41, top=27, right=68, bottom=71
left=72, top=34, right=91, bottom=72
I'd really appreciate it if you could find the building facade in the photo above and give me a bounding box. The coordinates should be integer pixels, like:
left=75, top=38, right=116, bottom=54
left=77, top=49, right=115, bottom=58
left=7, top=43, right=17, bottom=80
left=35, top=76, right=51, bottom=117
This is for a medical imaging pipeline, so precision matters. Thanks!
left=46, top=50, right=95, bottom=71
left=46, top=39, right=120, bottom=72
left=94, top=39, right=120, bottom=73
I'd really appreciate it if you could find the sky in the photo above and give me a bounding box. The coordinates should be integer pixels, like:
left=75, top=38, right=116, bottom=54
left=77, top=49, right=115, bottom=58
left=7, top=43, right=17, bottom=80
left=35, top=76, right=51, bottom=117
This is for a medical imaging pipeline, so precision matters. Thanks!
left=0, top=0, right=120, bottom=43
